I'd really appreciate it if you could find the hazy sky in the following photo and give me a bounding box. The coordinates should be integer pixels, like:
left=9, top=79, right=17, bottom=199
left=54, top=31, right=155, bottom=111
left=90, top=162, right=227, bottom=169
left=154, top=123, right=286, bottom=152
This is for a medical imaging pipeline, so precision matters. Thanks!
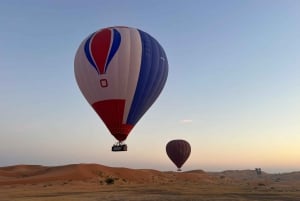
left=1, top=0, right=299, bottom=173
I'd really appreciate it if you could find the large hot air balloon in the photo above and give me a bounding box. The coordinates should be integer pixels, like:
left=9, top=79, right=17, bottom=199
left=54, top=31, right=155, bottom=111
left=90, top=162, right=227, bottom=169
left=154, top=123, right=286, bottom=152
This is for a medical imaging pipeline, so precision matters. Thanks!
left=166, top=139, right=191, bottom=171
left=74, top=26, right=168, bottom=151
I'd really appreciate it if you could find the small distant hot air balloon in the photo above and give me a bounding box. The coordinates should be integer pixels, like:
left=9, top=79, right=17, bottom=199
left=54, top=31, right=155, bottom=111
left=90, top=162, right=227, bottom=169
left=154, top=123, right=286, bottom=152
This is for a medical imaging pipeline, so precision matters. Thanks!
left=166, top=139, right=191, bottom=171
left=74, top=26, right=168, bottom=151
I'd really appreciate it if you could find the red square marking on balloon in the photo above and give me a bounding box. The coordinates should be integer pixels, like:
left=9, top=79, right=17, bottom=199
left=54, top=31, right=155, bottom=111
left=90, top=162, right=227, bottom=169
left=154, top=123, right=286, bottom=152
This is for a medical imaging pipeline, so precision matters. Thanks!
left=100, top=79, right=108, bottom=87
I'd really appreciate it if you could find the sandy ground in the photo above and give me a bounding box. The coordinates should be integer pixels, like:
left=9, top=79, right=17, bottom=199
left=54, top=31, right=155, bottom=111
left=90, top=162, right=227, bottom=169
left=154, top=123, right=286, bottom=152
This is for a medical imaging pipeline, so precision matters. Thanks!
left=1, top=164, right=300, bottom=201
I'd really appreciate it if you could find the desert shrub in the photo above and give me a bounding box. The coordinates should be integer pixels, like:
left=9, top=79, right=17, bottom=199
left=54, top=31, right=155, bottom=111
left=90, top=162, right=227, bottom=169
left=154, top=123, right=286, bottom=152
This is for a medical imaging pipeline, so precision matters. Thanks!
left=105, top=177, right=114, bottom=185
left=97, top=171, right=103, bottom=177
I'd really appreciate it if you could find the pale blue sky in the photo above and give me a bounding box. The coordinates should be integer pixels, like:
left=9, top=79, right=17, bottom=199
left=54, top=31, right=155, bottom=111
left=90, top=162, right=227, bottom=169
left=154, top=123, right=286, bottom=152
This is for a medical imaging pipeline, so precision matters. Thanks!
left=0, top=0, right=299, bottom=173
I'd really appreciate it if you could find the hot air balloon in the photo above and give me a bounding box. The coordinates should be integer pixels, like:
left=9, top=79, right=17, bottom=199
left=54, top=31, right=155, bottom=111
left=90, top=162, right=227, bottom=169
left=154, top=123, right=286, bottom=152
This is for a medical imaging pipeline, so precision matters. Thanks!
left=74, top=26, right=168, bottom=151
left=166, top=139, right=191, bottom=171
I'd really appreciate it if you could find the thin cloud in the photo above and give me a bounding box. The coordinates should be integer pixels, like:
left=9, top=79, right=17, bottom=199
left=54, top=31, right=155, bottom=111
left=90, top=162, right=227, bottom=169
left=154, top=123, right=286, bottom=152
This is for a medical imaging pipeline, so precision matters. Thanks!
left=180, top=119, right=193, bottom=124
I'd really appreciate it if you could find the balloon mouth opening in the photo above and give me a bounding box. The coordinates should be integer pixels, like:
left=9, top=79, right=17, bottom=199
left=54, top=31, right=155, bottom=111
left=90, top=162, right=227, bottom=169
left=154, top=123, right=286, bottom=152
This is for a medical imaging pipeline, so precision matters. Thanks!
left=112, top=133, right=129, bottom=142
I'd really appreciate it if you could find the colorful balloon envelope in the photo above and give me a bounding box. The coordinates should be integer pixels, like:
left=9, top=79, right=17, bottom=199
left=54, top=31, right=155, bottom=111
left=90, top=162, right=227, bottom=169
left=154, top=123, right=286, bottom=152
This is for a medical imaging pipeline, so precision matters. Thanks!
left=74, top=26, right=168, bottom=145
left=166, top=139, right=191, bottom=171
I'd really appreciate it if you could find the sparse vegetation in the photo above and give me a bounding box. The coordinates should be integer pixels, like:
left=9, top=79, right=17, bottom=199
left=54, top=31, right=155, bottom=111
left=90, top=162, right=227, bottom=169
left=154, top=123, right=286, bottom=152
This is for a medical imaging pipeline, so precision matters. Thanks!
left=105, top=177, right=114, bottom=185
left=97, top=171, right=103, bottom=177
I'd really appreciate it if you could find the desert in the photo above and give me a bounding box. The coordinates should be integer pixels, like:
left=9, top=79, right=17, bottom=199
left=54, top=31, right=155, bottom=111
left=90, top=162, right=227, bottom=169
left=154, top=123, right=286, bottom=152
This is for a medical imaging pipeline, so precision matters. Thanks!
left=1, top=164, right=300, bottom=201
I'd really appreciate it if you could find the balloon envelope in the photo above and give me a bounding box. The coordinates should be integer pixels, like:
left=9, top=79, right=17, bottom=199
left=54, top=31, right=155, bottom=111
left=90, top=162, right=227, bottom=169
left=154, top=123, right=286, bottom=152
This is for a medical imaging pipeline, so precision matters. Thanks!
left=166, top=139, right=191, bottom=170
left=74, top=26, right=168, bottom=142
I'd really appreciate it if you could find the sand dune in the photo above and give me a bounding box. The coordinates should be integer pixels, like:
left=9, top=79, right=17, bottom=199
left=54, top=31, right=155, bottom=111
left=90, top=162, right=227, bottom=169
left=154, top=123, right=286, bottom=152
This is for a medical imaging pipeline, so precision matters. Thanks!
left=1, top=164, right=300, bottom=201
left=0, top=163, right=212, bottom=185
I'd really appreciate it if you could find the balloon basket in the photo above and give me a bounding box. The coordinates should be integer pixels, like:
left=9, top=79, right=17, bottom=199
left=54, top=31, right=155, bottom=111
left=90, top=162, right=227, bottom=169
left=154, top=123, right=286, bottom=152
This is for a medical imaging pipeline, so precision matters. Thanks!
left=112, top=143, right=127, bottom=152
